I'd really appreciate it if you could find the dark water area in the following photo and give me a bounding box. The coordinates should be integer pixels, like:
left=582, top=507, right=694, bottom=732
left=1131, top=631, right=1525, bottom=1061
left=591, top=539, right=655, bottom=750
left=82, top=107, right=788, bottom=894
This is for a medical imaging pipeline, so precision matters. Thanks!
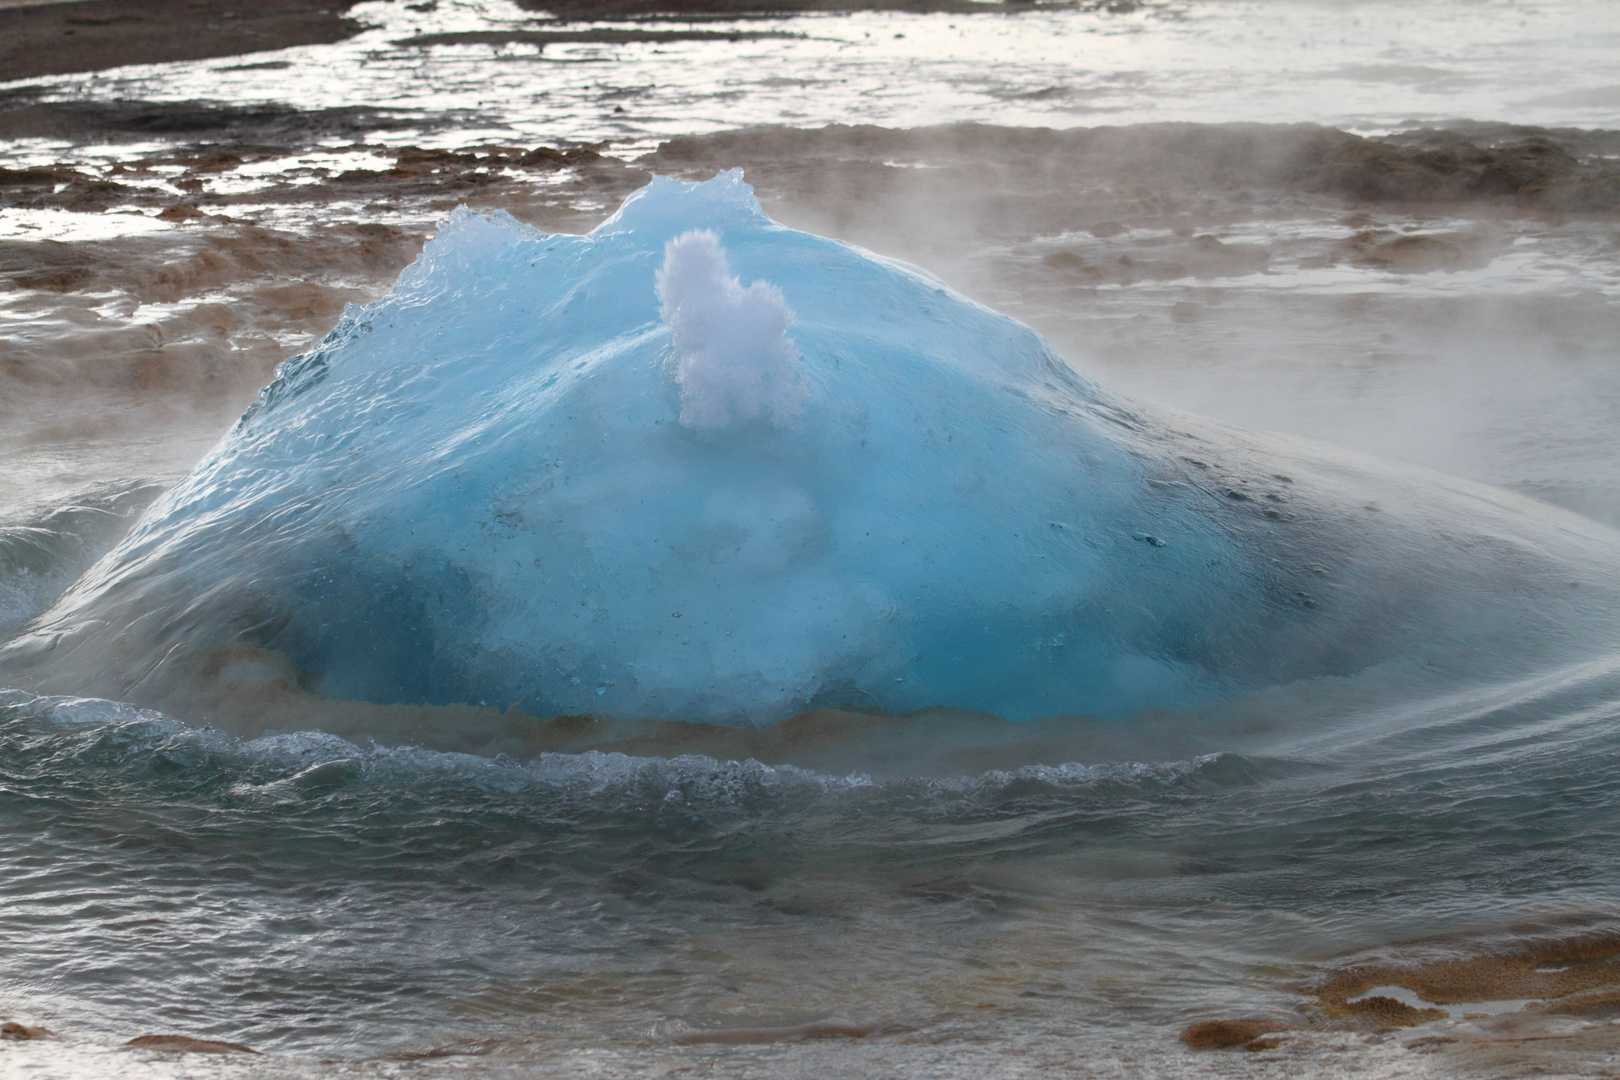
left=4, top=1, right=1620, bottom=1076
left=5, top=655, right=1620, bottom=1076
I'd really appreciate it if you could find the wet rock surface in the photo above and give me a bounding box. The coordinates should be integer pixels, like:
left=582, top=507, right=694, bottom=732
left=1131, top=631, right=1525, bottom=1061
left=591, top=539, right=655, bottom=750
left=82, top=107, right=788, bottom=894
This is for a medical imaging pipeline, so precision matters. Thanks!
left=125, top=1033, right=259, bottom=1053
left=0, top=0, right=363, bottom=84
left=0, top=97, right=417, bottom=144
left=1176, top=931, right=1620, bottom=1072
left=648, top=121, right=1620, bottom=217
left=399, top=28, right=802, bottom=48
left=1311, top=930, right=1620, bottom=1030
left=520, top=0, right=1093, bottom=17
left=1178, top=1018, right=1295, bottom=1050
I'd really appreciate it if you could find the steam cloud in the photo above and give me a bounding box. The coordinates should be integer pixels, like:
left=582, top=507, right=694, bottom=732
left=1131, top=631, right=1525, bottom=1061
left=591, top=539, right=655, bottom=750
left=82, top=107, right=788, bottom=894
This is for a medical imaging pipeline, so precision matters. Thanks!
left=656, top=229, right=807, bottom=432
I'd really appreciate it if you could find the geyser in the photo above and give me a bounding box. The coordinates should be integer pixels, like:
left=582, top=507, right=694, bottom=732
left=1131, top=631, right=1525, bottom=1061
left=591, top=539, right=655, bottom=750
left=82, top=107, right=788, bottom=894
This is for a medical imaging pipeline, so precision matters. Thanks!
left=4, top=172, right=1618, bottom=726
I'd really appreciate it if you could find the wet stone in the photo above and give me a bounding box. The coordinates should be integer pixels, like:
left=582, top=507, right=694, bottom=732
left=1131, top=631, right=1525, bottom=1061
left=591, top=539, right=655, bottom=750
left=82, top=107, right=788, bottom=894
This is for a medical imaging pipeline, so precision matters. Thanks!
left=125, top=1034, right=259, bottom=1054
left=1179, top=1018, right=1294, bottom=1050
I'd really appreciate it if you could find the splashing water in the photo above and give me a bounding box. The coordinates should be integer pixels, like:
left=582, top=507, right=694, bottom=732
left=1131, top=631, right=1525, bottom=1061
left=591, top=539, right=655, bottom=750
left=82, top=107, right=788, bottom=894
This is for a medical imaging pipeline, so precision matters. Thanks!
left=658, top=228, right=807, bottom=433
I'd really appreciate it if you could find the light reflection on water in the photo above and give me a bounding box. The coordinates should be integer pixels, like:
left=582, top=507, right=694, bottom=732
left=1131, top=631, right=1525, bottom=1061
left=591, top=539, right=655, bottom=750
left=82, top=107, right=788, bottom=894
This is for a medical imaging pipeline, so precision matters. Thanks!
left=0, top=207, right=172, bottom=242
left=11, top=0, right=1620, bottom=148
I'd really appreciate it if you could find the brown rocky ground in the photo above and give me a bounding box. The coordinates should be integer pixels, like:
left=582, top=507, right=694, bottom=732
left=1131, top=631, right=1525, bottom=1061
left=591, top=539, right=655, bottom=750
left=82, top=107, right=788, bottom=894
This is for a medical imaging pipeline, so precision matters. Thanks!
left=1313, top=931, right=1620, bottom=1026
left=124, top=1033, right=258, bottom=1053
left=1176, top=930, right=1620, bottom=1075
left=0, top=0, right=362, bottom=83
left=645, top=122, right=1620, bottom=232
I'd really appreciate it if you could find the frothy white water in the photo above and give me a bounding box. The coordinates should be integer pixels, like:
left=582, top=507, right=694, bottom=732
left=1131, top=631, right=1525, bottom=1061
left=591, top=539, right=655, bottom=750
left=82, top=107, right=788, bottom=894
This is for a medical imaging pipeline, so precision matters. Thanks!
left=658, top=229, right=807, bottom=432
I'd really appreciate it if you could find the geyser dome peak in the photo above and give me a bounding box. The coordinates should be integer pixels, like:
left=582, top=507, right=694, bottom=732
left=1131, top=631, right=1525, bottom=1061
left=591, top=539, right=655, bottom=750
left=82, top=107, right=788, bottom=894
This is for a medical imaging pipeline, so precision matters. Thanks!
left=5, top=171, right=1620, bottom=727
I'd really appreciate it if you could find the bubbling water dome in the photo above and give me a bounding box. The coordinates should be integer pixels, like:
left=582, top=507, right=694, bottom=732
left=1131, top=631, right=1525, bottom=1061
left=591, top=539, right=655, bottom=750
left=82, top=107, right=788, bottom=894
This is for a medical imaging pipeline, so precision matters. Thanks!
left=4, top=171, right=1618, bottom=727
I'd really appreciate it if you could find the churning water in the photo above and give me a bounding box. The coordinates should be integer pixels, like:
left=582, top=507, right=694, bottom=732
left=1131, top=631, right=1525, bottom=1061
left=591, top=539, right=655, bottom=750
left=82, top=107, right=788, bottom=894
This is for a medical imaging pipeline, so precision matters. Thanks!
left=4, top=1, right=1620, bottom=1077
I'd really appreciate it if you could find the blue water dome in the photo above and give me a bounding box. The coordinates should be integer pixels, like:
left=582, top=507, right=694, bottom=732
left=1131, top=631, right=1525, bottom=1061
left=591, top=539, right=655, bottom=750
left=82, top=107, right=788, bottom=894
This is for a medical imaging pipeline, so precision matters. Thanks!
left=7, top=172, right=1619, bottom=727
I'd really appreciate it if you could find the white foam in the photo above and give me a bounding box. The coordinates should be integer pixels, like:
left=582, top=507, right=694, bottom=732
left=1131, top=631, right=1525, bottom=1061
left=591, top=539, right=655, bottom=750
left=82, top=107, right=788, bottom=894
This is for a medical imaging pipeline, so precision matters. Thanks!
left=657, top=228, right=807, bottom=432
left=0, top=688, right=170, bottom=729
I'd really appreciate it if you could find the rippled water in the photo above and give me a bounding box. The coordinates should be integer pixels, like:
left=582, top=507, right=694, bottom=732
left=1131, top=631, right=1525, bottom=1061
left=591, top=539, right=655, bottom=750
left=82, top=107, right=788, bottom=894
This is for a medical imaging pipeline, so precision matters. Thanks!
left=5, top=1, right=1620, bottom=1076
left=4, top=656, right=1620, bottom=1076
left=15, top=0, right=1620, bottom=152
